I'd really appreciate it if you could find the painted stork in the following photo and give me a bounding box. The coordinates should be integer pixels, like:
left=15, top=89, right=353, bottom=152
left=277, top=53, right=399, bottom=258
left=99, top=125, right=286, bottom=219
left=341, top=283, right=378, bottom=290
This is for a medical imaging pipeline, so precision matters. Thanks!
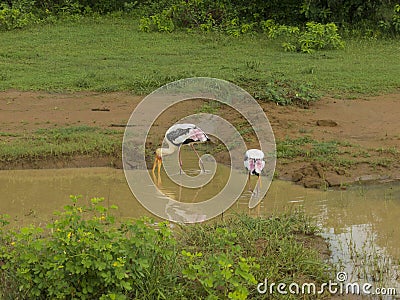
left=152, top=123, right=210, bottom=178
left=244, top=149, right=265, bottom=215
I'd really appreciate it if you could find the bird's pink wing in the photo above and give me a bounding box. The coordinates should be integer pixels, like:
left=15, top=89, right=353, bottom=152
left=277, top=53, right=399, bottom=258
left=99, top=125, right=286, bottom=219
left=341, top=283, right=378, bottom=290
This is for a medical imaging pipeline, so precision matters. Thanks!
left=189, top=128, right=207, bottom=141
left=255, top=159, right=264, bottom=172
left=248, top=159, right=255, bottom=171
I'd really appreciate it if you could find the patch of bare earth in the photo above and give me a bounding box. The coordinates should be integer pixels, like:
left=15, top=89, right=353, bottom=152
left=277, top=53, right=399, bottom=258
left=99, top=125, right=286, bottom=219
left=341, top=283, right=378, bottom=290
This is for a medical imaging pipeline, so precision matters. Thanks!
left=0, top=90, right=399, bottom=188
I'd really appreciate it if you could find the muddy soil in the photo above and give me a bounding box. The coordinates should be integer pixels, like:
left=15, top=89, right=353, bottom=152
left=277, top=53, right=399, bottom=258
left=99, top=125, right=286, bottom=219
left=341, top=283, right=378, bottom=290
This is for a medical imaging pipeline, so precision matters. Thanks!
left=1, top=90, right=399, bottom=188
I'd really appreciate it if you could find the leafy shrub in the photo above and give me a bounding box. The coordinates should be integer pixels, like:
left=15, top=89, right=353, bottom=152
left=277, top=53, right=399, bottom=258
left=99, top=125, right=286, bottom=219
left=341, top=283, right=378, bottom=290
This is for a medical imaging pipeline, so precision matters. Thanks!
left=298, top=22, right=345, bottom=52
left=237, top=75, right=320, bottom=107
left=262, top=20, right=345, bottom=53
left=393, top=4, right=400, bottom=32
left=139, top=9, right=175, bottom=32
left=0, top=3, right=38, bottom=30
left=0, top=199, right=331, bottom=299
left=379, top=4, right=400, bottom=35
left=181, top=228, right=260, bottom=299
left=300, top=0, right=385, bottom=26
left=139, top=0, right=257, bottom=36
left=0, top=196, right=178, bottom=299
left=263, top=77, right=320, bottom=106
left=178, top=213, right=330, bottom=299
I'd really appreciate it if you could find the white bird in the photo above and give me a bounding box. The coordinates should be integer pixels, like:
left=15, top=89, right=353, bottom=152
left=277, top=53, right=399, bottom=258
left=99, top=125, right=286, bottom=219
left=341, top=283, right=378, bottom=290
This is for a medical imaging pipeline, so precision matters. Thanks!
left=244, top=149, right=265, bottom=215
left=152, top=123, right=210, bottom=178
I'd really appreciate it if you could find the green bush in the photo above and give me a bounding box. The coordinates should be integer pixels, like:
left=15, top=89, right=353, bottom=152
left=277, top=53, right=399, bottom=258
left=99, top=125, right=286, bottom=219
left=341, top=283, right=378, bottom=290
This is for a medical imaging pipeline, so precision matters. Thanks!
left=298, top=22, right=345, bottom=52
left=139, top=9, right=175, bottom=32
left=181, top=228, right=260, bottom=299
left=0, top=198, right=331, bottom=299
left=0, top=3, right=38, bottom=30
left=139, top=0, right=250, bottom=35
left=237, top=75, right=320, bottom=106
left=300, top=0, right=386, bottom=26
left=262, top=20, right=345, bottom=53
left=0, top=196, right=178, bottom=299
left=379, top=4, right=400, bottom=35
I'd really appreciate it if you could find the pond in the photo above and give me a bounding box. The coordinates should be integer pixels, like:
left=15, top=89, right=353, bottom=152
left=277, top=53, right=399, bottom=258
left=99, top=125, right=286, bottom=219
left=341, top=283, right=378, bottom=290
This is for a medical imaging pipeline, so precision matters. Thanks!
left=0, top=165, right=399, bottom=295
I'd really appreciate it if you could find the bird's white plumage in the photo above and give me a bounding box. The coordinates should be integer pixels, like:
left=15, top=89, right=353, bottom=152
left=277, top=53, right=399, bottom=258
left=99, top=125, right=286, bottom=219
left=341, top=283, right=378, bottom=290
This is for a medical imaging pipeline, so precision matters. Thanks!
left=165, top=123, right=208, bottom=146
left=153, top=123, right=209, bottom=176
left=244, top=149, right=265, bottom=211
left=245, top=149, right=264, bottom=160
left=244, top=149, right=265, bottom=175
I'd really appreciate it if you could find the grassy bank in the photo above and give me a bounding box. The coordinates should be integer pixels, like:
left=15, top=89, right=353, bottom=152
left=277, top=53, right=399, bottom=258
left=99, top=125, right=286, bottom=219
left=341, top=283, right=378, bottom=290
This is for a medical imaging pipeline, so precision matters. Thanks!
left=0, top=16, right=400, bottom=97
left=0, top=126, right=121, bottom=166
left=0, top=197, right=331, bottom=299
left=0, top=15, right=399, bottom=176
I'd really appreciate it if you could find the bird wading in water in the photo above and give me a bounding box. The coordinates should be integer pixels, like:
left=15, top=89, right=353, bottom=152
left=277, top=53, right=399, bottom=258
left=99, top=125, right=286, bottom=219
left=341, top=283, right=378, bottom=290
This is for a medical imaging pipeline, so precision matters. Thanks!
left=244, top=149, right=265, bottom=215
left=152, top=124, right=210, bottom=180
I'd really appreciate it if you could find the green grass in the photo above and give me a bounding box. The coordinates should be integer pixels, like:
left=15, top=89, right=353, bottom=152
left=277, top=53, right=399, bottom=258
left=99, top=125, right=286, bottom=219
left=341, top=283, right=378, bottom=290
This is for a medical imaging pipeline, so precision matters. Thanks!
left=277, top=136, right=400, bottom=171
left=195, top=100, right=221, bottom=114
left=0, top=16, right=399, bottom=97
left=0, top=126, right=122, bottom=163
left=277, top=136, right=352, bottom=164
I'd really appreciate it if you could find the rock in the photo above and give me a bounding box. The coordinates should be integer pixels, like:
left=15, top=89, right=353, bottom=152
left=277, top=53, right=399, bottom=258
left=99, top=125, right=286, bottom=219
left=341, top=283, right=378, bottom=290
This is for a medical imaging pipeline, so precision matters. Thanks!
left=292, top=172, right=304, bottom=182
left=355, top=174, right=381, bottom=182
left=303, top=177, right=325, bottom=188
left=316, top=119, right=338, bottom=127
left=325, top=173, right=344, bottom=187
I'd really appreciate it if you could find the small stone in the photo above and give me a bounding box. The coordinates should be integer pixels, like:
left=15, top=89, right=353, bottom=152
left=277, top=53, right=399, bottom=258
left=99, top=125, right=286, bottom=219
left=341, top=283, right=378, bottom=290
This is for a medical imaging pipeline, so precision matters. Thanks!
left=355, top=174, right=380, bottom=182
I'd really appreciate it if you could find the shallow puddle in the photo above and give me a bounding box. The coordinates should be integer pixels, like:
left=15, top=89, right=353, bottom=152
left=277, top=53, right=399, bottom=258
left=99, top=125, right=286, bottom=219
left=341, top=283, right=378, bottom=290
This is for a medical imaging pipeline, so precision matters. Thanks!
left=0, top=164, right=399, bottom=293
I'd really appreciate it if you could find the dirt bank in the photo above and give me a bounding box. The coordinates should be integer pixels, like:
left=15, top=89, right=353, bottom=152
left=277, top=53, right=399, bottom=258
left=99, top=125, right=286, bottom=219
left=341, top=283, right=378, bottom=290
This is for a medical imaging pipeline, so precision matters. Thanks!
left=1, top=90, right=399, bottom=188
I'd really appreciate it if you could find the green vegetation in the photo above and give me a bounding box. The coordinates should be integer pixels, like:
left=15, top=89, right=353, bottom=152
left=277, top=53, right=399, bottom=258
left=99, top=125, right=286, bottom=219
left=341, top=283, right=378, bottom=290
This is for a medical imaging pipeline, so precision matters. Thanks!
left=1, top=0, right=400, bottom=98
left=239, top=75, right=320, bottom=106
left=277, top=136, right=339, bottom=159
left=3, top=0, right=399, bottom=36
left=261, top=20, right=345, bottom=53
left=1, top=1, right=399, bottom=298
left=0, top=196, right=330, bottom=299
left=0, top=17, right=400, bottom=97
left=276, top=136, right=400, bottom=171
left=0, top=126, right=121, bottom=163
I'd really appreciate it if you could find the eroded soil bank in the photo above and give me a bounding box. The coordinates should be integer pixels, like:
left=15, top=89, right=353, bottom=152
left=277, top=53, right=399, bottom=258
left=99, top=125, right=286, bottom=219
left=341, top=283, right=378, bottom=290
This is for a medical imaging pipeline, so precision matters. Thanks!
left=1, top=90, right=399, bottom=188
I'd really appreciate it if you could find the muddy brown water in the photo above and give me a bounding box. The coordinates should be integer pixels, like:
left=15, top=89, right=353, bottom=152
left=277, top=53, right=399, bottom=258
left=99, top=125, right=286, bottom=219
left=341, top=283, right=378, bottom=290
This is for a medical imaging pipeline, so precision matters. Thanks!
left=1, top=163, right=399, bottom=293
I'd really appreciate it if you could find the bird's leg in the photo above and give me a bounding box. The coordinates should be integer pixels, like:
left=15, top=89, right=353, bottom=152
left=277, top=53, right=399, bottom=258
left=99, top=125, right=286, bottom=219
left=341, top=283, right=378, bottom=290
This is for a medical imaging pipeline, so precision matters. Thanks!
left=256, top=176, right=262, bottom=216
left=190, top=144, right=205, bottom=173
left=247, top=172, right=251, bottom=191
left=157, top=157, right=162, bottom=183
left=152, top=170, right=161, bottom=187
left=256, top=202, right=261, bottom=217
left=152, top=156, right=158, bottom=176
left=178, top=145, right=183, bottom=174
